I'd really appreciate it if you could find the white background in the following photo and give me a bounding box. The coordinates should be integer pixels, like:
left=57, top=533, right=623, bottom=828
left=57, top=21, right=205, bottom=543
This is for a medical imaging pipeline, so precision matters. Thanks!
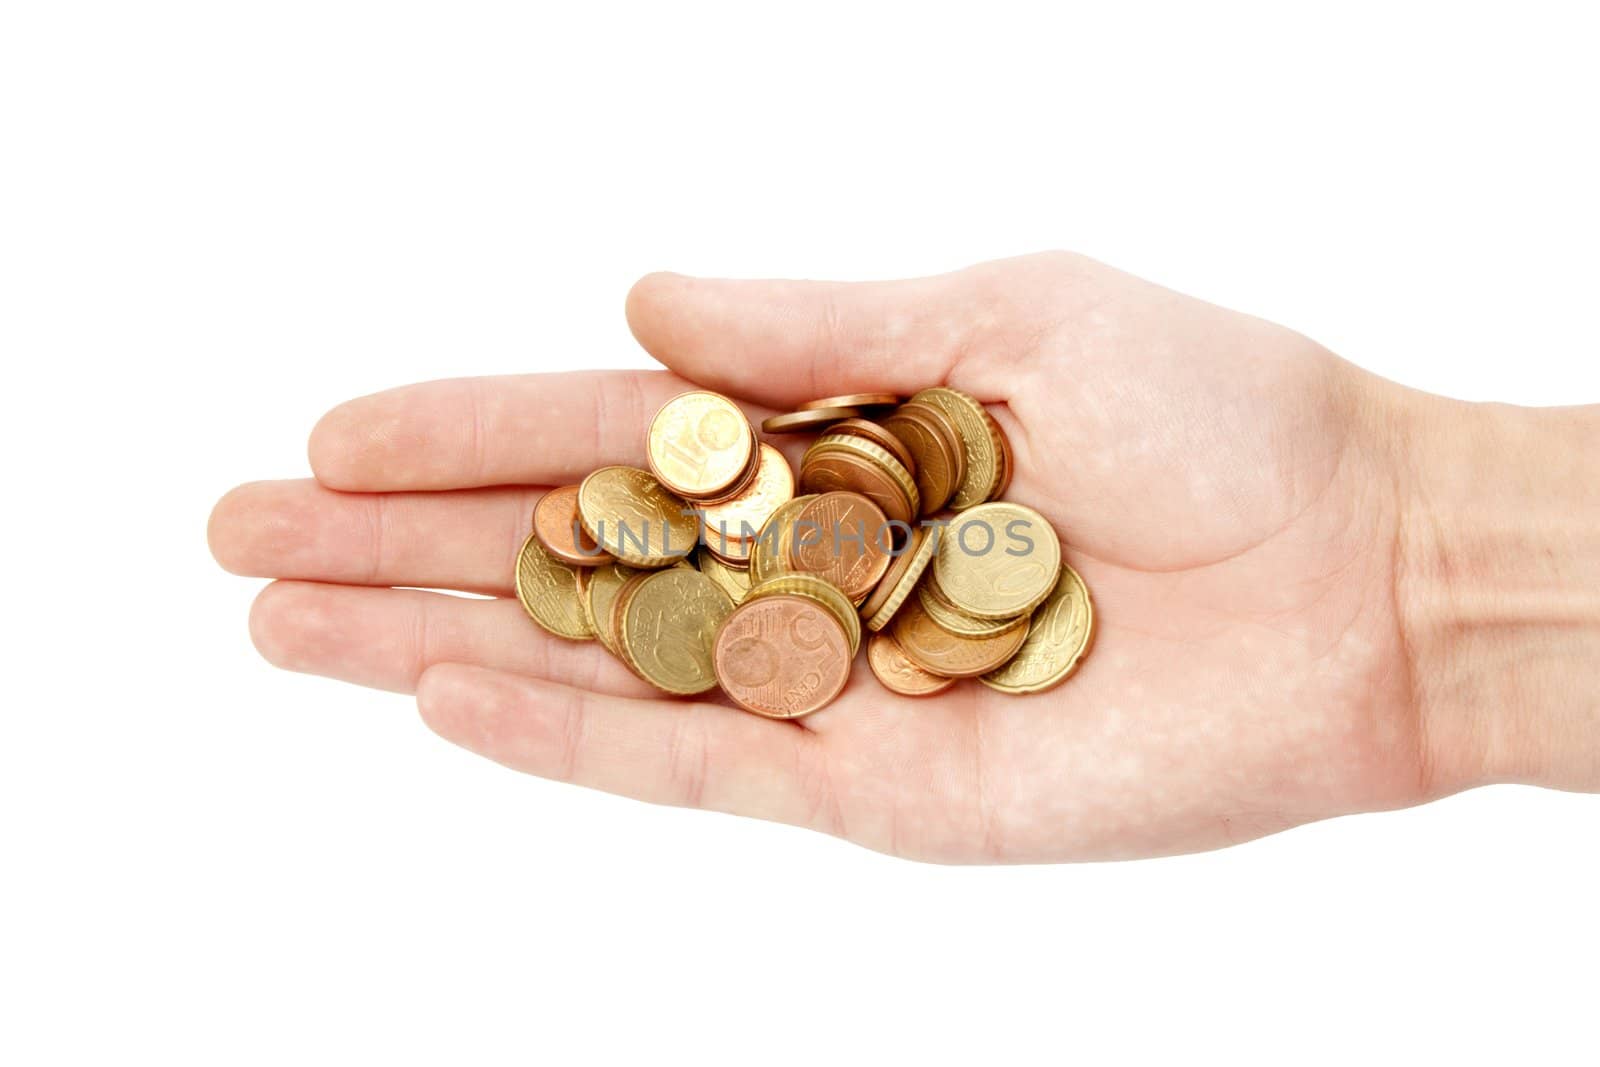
left=3, top=3, right=1596, bottom=1063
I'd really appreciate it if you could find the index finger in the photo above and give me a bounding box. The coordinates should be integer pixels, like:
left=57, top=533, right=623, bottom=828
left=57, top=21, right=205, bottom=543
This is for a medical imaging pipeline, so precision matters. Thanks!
left=309, top=369, right=774, bottom=492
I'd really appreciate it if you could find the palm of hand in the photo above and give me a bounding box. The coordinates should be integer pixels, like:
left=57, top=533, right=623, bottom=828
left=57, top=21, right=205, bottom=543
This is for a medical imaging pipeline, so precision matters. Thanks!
left=210, top=253, right=1425, bottom=863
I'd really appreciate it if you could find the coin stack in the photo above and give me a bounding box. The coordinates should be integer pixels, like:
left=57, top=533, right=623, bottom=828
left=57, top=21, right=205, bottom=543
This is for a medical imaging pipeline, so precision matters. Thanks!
left=514, top=387, right=1094, bottom=719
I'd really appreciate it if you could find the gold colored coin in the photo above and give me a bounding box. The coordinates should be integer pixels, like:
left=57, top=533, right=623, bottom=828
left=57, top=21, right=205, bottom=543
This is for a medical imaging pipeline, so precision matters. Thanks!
left=746, top=573, right=862, bottom=656
left=932, top=502, right=1061, bottom=620
left=980, top=564, right=1095, bottom=694
left=859, top=521, right=939, bottom=632
left=647, top=391, right=755, bottom=500
left=577, top=466, right=698, bottom=568
left=917, top=568, right=1023, bottom=638
left=868, top=632, right=955, bottom=697
left=798, top=393, right=901, bottom=411
left=909, top=387, right=1004, bottom=509
left=749, top=494, right=814, bottom=585
left=761, top=407, right=861, bottom=434
left=826, top=418, right=918, bottom=475
left=698, top=443, right=794, bottom=554
left=617, top=568, right=734, bottom=695
left=514, top=532, right=595, bottom=641
left=584, top=561, right=640, bottom=653
left=697, top=545, right=752, bottom=606
left=891, top=596, right=1030, bottom=678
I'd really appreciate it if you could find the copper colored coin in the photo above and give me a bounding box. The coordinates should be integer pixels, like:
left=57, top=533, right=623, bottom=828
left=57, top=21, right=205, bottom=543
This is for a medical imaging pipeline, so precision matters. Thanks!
left=891, top=595, right=1031, bottom=678
left=533, top=485, right=613, bottom=566
left=827, top=418, right=917, bottom=475
left=868, top=632, right=955, bottom=697
left=798, top=393, right=901, bottom=411
left=689, top=436, right=764, bottom=506
left=880, top=402, right=965, bottom=515
left=713, top=594, right=852, bottom=719
left=761, top=407, right=862, bottom=434
left=799, top=445, right=917, bottom=527
left=646, top=390, right=756, bottom=500
left=607, top=571, right=652, bottom=665
left=787, top=491, right=893, bottom=602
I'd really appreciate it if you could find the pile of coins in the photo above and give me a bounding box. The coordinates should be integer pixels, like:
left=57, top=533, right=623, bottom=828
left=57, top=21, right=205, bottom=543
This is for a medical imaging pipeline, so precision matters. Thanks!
left=514, top=387, right=1094, bottom=718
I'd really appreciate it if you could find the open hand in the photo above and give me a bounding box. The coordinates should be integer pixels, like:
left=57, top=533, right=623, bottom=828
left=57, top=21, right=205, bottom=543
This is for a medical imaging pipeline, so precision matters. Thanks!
left=209, top=252, right=1460, bottom=862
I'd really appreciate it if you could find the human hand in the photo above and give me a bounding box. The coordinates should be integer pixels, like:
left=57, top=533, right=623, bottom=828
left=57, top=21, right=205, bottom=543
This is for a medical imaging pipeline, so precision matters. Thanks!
left=208, top=252, right=1600, bottom=862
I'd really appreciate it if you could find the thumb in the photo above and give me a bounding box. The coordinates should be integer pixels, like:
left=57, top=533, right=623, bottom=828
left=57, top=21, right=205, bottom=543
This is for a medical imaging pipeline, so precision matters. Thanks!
left=624, top=262, right=1011, bottom=408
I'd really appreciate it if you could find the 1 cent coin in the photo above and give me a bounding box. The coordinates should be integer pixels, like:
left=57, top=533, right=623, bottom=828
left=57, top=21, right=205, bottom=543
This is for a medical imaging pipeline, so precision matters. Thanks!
left=647, top=391, right=755, bottom=500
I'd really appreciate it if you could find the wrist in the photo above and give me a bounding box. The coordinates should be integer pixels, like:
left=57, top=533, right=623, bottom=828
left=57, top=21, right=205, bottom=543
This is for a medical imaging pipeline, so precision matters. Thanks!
left=1385, top=389, right=1600, bottom=794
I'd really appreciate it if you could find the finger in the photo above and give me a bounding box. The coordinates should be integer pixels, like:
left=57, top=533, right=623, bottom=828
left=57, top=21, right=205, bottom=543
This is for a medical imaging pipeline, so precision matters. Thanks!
left=417, top=663, right=829, bottom=827
left=624, top=257, right=1047, bottom=408
left=309, top=369, right=774, bottom=492
left=210, top=479, right=537, bottom=596
left=249, top=581, right=658, bottom=699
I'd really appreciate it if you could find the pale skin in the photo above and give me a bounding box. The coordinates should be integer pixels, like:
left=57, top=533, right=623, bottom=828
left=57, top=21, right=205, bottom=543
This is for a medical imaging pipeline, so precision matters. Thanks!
left=207, top=252, right=1600, bottom=862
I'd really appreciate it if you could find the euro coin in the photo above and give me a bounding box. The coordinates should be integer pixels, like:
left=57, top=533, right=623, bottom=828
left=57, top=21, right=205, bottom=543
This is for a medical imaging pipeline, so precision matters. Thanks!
left=577, top=465, right=698, bottom=568
left=980, top=564, right=1095, bottom=694
left=932, top=502, right=1061, bottom=619
left=747, top=572, right=861, bottom=656
left=880, top=402, right=965, bottom=515
left=533, top=484, right=613, bottom=566
left=858, top=521, right=938, bottom=631
left=697, top=443, right=794, bottom=557
left=514, top=532, right=595, bottom=641
left=916, top=568, right=1024, bottom=638
left=891, top=595, right=1030, bottom=678
left=749, top=494, right=814, bottom=585
left=827, top=417, right=917, bottom=476
left=799, top=434, right=919, bottom=526
left=713, top=593, right=852, bottom=718
left=761, top=407, right=860, bottom=434
left=697, top=545, right=752, bottom=606
left=868, top=632, right=955, bottom=697
left=787, top=491, right=893, bottom=603
left=583, top=561, right=640, bottom=653
left=798, top=393, right=900, bottom=410
left=616, top=567, right=734, bottom=695
left=647, top=391, right=756, bottom=500
left=909, top=387, right=1005, bottom=509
